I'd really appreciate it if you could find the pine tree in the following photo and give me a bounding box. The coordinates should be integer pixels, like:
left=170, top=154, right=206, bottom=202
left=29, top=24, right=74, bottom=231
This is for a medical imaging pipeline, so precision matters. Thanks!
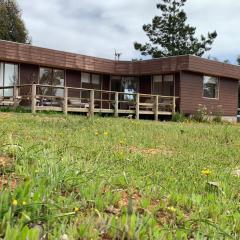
left=134, top=0, right=217, bottom=58
left=0, top=0, right=31, bottom=44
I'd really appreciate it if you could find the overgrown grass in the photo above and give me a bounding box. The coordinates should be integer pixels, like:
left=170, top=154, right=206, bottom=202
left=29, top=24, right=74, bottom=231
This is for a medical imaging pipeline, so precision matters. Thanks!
left=0, top=112, right=240, bottom=239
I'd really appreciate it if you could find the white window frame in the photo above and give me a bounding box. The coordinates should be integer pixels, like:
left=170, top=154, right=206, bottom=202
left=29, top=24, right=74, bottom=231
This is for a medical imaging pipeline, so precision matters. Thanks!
left=202, top=75, right=220, bottom=100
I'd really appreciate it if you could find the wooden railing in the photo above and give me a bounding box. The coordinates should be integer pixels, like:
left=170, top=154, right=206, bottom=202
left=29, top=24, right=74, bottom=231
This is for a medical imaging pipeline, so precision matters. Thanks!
left=0, top=84, right=179, bottom=120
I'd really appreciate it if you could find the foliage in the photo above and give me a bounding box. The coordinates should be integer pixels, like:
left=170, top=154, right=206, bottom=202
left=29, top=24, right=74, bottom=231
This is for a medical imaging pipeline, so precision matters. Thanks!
left=237, top=56, right=240, bottom=65
left=0, top=113, right=240, bottom=239
left=192, top=104, right=208, bottom=122
left=171, top=112, right=186, bottom=122
left=0, top=0, right=31, bottom=43
left=134, top=0, right=217, bottom=58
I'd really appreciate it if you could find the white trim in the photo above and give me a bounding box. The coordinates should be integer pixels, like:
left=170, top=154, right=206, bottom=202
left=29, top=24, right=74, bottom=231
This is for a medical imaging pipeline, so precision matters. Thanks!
left=202, top=75, right=220, bottom=100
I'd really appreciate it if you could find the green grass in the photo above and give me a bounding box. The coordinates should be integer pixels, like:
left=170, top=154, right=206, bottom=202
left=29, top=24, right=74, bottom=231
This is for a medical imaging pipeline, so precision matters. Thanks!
left=0, top=112, right=240, bottom=239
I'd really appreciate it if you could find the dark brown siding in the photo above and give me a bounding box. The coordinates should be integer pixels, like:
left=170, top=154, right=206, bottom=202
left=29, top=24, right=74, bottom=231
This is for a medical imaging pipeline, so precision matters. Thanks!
left=180, top=71, right=238, bottom=116
left=139, top=75, right=151, bottom=94
left=19, top=63, right=39, bottom=99
left=102, top=75, right=111, bottom=108
left=20, top=63, right=39, bottom=84
left=1, top=41, right=240, bottom=79
left=66, top=69, right=81, bottom=98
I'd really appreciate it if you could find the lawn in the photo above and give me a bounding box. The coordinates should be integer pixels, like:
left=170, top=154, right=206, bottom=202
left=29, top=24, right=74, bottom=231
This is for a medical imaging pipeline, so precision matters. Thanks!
left=0, top=113, right=240, bottom=239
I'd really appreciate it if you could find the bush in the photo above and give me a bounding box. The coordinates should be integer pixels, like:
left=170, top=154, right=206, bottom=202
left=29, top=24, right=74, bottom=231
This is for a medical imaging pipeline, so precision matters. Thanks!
left=212, top=105, right=223, bottom=123
left=172, top=113, right=186, bottom=122
left=192, top=104, right=208, bottom=122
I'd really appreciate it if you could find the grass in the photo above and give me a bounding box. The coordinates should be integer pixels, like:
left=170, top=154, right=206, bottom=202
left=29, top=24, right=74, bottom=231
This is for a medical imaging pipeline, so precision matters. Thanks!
left=0, top=112, right=240, bottom=239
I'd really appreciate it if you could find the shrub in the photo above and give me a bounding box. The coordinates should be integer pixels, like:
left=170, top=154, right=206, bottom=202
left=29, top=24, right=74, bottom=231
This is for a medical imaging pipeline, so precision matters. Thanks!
left=172, top=113, right=186, bottom=122
left=192, top=104, right=208, bottom=122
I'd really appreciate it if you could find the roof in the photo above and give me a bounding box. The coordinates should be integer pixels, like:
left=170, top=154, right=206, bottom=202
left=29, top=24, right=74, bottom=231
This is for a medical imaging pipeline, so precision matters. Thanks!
left=0, top=40, right=240, bottom=80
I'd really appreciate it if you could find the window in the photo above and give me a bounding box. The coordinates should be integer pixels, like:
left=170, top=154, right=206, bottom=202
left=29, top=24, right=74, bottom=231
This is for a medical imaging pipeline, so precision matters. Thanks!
left=163, top=75, right=174, bottom=96
left=39, top=67, right=65, bottom=96
left=81, top=73, right=101, bottom=100
left=152, top=75, right=163, bottom=95
left=81, top=72, right=90, bottom=83
left=152, top=75, right=174, bottom=96
left=121, top=77, right=138, bottom=101
left=203, top=76, right=219, bottom=99
left=0, top=62, right=19, bottom=97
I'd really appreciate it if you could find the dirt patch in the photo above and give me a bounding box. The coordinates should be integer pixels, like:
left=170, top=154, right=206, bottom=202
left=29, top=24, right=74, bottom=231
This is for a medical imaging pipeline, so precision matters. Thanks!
left=116, top=190, right=142, bottom=208
left=0, top=174, right=18, bottom=191
left=116, top=145, right=173, bottom=156
left=0, top=155, right=12, bottom=168
left=0, top=155, right=18, bottom=191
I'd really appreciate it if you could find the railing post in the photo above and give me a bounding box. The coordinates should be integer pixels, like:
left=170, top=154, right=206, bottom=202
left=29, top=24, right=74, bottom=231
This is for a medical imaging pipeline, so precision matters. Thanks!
left=155, top=95, right=159, bottom=121
left=172, top=97, right=176, bottom=114
left=63, top=87, right=68, bottom=115
left=114, top=92, right=119, bottom=117
left=89, top=89, right=94, bottom=117
left=13, top=85, right=18, bottom=109
left=31, top=84, right=37, bottom=114
left=136, top=93, right=140, bottom=120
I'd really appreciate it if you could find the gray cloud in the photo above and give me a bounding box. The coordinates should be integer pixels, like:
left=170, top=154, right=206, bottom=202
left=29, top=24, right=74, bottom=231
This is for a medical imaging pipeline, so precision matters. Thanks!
left=18, top=0, right=240, bottom=63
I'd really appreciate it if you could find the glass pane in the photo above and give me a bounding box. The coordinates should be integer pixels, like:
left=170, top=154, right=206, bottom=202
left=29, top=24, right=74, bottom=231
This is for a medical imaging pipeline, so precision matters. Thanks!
left=153, top=75, right=162, bottom=95
left=39, top=68, right=52, bottom=95
left=53, top=69, right=65, bottom=97
left=92, top=74, right=100, bottom=85
left=203, top=76, right=218, bottom=98
left=122, top=77, right=138, bottom=101
left=4, top=63, right=18, bottom=97
left=163, top=75, right=174, bottom=96
left=0, top=63, right=3, bottom=96
left=81, top=72, right=90, bottom=83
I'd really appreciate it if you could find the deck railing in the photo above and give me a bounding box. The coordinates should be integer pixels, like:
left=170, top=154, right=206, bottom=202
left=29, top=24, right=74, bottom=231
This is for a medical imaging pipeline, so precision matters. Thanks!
left=0, top=84, right=179, bottom=120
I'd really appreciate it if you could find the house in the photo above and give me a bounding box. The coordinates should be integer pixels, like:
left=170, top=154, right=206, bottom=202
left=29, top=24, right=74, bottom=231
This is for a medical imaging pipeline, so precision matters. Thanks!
left=0, top=40, right=240, bottom=122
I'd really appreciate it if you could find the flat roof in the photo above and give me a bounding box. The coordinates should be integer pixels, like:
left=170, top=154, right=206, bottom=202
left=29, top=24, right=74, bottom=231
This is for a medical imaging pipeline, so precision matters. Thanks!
left=0, top=40, right=240, bottom=80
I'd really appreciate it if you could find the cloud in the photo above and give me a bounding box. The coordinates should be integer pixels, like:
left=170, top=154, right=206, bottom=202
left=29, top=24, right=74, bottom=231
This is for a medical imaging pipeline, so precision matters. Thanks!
left=18, top=0, right=240, bottom=63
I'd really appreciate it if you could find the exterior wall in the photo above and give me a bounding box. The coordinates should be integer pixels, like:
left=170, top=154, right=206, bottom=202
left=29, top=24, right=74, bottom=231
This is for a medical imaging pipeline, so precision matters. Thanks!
left=139, top=75, right=151, bottom=94
left=66, top=69, right=81, bottom=98
left=19, top=63, right=39, bottom=85
left=180, top=71, right=238, bottom=116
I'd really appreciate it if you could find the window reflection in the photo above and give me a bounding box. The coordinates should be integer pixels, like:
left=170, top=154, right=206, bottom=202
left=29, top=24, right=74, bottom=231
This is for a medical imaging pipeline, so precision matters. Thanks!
left=0, top=62, right=18, bottom=97
left=203, top=76, right=219, bottom=99
left=122, top=77, right=138, bottom=101
left=152, top=74, right=174, bottom=96
left=39, top=68, right=65, bottom=97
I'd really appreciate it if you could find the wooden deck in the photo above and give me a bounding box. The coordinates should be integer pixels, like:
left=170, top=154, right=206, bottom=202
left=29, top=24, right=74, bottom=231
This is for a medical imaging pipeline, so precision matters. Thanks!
left=0, top=84, right=178, bottom=120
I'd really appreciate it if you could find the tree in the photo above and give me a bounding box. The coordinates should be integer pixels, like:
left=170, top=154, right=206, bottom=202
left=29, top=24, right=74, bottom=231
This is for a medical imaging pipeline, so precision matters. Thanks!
left=134, top=0, right=217, bottom=58
left=0, top=0, right=31, bottom=44
left=237, top=56, right=240, bottom=65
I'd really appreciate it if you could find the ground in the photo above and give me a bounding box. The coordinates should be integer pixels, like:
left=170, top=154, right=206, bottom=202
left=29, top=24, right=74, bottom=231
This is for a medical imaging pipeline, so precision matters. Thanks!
left=0, top=112, right=240, bottom=239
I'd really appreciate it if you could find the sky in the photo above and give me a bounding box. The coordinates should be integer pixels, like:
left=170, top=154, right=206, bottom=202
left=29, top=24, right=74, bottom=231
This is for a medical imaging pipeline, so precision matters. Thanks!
left=17, top=0, right=240, bottom=63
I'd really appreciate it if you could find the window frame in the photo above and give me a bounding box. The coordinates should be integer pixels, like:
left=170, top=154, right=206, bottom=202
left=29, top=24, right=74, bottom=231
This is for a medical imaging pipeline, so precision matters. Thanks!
left=202, top=75, right=220, bottom=100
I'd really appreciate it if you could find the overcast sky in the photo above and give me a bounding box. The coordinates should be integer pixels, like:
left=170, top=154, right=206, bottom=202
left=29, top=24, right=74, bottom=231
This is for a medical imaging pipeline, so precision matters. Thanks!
left=17, top=0, right=240, bottom=63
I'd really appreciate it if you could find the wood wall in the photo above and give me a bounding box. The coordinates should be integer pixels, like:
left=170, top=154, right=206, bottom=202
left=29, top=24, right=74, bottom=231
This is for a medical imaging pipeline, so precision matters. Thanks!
left=1, top=40, right=240, bottom=79
left=180, top=71, right=238, bottom=116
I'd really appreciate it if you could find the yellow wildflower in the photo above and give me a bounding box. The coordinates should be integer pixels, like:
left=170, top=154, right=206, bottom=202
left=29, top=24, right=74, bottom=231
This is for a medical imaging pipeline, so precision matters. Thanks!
left=167, top=206, right=177, bottom=212
left=22, top=201, right=27, bottom=206
left=12, top=199, right=18, bottom=206
left=104, top=131, right=108, bottom=136
left=95, top=131, right=99, bottom=136
left=201, top=169, right=212, bottom=176
left=74, top=207, right=80, bottom=212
